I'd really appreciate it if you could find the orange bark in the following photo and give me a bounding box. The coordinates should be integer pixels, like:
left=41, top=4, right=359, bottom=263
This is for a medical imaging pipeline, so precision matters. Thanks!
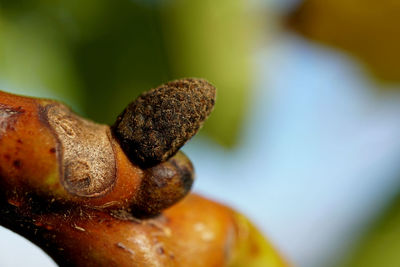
left=0, top=90, right=288, bottom=266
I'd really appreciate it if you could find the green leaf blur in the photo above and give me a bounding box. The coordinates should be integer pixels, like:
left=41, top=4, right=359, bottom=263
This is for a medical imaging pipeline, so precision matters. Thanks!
left=0, top=0, right=255, bottom=147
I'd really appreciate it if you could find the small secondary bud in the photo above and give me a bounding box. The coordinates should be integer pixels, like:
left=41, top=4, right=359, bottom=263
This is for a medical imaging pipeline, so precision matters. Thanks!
left=131, top=152, right=194, bottom=217
left=113, top=78, right=216, bottom=167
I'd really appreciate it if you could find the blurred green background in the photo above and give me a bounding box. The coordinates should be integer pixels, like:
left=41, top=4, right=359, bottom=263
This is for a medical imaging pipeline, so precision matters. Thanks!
left=2, top=0, right=400, bottom=267
left=0, top=0, right=257, bottom=146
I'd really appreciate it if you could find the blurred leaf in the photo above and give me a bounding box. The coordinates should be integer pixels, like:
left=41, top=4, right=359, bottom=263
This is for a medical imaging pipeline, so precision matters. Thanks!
left=0, top=5, right=82, bottom=109
left=339, top=192, right=400, bottom=267
left=0, top=0, right=170, bottom=121
left=161, top=0, right=257, bottom=146
left=0, top=0, right=258, bottom=147
left=68, top=0, right=170, bottom=125
left=287, top=0, right=400, bottom=83
left=229, top=212, right=289, bottom=267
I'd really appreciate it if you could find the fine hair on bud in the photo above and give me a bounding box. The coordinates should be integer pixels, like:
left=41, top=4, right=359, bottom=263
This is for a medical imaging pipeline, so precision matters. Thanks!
left=113, top=78, right=216, bottom=167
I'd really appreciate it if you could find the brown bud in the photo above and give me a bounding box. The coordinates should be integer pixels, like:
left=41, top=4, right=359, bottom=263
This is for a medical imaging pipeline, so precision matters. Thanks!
left=131, top=152, right=194, bottom=217
left=113, top=78, right=216, bottom=167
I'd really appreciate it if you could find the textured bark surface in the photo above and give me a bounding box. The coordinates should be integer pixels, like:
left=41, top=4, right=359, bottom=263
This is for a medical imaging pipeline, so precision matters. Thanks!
left=43, top=103, right=116, bottom=197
